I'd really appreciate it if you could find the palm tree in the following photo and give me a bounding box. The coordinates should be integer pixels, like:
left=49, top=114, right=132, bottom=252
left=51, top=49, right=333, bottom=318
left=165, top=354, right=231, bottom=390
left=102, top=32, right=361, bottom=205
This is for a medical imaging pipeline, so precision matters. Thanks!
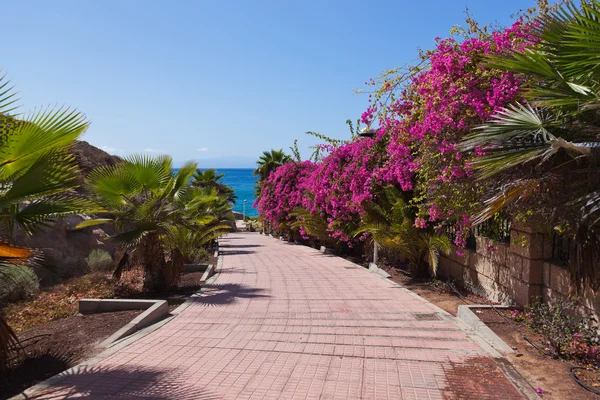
left=167, top=186, right=234, bottom=262
left=80, top=155, right=231, bottom=292
left=0, top=74, right=90, bottom=372
left=460, top=0, right=600, bottom=289
left=254, top=149, right=291, bottom=181
left=191, top=168, right=237, bottom=204
left=354, top=186, right=450, bottom=277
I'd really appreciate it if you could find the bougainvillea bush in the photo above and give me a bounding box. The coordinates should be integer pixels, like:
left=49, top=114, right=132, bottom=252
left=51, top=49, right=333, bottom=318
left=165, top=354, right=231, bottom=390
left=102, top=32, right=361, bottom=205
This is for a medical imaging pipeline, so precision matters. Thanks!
left=302, top=135, right=390, bottom=244
left=256, top=19, right=535, bottom=255
left=254, top=160, right=316, bottom=234
left=371, top=22, right=533, bottom=250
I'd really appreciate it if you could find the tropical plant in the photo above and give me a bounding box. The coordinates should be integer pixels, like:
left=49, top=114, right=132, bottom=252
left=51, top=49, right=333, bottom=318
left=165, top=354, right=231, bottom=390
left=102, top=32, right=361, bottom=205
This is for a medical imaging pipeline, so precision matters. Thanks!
left=354, top=186, right=451, bottom=277
left=191, top=168, right=237, bottom=204
left=0, top=73, right=90, bottom=372
left=0, top=264, right=39, bottom=302
left=461, top=0, right=600, bottom=289
left=253, top=149, right=291, bottom=181
left=164, top=187, right=233, bottom=263
left=80, top=155, right=231, bottom=292
left=164, top=227, right=217, bottom=264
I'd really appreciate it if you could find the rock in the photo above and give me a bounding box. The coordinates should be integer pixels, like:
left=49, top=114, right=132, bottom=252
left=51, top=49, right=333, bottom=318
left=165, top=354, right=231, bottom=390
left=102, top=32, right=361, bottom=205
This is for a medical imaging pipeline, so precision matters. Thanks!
left=71, top=140, right=121, bottom=190
left=12, top=215, right=115, bottom=284
left=10, top=142, right=121, bottom=284
left=71, top=140, right=121, bottom=175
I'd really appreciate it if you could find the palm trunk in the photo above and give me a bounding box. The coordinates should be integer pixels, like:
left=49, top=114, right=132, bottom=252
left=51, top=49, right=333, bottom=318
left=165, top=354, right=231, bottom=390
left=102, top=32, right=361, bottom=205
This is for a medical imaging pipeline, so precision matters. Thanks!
left=142, top=233, right=167, bottom=292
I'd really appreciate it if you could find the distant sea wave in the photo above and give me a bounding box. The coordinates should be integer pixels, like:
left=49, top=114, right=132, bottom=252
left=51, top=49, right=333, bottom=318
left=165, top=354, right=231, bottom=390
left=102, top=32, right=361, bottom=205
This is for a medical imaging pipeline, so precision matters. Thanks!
left=175, top=168, right=259, bottom=217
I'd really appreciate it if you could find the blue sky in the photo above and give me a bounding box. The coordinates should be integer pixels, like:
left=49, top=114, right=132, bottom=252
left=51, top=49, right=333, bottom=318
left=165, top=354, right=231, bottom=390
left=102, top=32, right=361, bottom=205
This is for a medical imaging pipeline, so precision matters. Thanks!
left=3, top=0, right=539, bottom=167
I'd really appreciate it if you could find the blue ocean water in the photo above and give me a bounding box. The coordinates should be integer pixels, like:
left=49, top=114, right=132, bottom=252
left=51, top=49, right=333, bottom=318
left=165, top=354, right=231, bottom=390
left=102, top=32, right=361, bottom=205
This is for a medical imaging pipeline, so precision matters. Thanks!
left=174, top=168, right=258, bottom=217
left=216, top=168, right=258, bottom=217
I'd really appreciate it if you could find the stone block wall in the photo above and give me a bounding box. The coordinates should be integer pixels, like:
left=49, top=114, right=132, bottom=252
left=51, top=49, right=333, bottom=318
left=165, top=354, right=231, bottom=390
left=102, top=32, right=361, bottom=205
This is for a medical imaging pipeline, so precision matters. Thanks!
left=438, top=221, right=599, bottom=317
left=542, top=262, right=600, bottom=317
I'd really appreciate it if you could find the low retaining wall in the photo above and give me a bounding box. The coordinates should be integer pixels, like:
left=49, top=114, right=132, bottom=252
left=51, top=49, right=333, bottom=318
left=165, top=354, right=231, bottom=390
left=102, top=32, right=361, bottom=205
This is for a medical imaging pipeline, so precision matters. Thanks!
left=438, top=223, right=600, bottom=318
left=79, top=299, right=169, bottom=348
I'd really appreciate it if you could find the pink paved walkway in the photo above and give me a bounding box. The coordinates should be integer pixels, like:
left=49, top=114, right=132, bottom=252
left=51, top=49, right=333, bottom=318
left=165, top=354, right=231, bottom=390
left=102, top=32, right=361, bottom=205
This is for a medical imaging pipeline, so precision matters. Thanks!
left=32, top=232, right=524, bottom=399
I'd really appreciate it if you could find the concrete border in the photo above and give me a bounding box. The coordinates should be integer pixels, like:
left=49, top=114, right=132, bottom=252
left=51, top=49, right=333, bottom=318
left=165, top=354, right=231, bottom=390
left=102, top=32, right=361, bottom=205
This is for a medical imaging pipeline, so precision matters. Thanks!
left=457, top=304, right=515, bottom=355
left=319, top=246, right=335, bottom=255
left=183, top=263, right=210, bottom=273
left=199, top=263, right=215, bottom=284
left=78, top=299, right=169, bottom=349
left=10, top=255, right=225, bottom=400
left=79, top=298, right=163, bottom=314
left=368, top=262, right=391, bottom=278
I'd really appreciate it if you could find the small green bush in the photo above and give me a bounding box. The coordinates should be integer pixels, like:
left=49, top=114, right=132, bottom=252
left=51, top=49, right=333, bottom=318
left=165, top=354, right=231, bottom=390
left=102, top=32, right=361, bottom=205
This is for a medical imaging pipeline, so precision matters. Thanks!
left=85, top=249, right=113, bottom=272
left=0, top=265, right=39, bottom=302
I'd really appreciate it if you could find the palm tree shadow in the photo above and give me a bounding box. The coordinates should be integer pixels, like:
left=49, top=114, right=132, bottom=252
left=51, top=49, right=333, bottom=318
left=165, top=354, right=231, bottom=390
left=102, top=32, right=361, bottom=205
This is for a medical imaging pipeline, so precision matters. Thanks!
left=190, top=283, right=269, bottom=307
left=24, top=365, right=219, bottom=400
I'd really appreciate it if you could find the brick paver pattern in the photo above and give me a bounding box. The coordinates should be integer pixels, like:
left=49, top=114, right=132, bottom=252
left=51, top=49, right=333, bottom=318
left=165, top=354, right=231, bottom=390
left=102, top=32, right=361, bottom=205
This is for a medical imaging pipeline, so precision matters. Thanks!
left=33, top=233, right=524, bottom=399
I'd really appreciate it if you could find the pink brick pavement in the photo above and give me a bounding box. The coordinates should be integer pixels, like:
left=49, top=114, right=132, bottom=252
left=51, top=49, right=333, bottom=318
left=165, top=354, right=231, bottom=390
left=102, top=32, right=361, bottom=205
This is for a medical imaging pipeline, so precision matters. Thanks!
left=31, top=232, right=524, bottom=399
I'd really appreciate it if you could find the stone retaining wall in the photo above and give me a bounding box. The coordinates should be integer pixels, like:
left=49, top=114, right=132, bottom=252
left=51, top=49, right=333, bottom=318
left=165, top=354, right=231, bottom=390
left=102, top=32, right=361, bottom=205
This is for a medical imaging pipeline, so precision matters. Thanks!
left=438, top=222, right=600, bottom=317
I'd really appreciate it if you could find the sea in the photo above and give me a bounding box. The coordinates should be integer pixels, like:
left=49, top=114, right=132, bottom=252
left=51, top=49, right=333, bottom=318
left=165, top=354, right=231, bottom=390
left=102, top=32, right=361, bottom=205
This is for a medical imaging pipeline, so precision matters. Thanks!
left=217, top=168, right=258, bottom=217
left=174, top=168, right=258, bottom=217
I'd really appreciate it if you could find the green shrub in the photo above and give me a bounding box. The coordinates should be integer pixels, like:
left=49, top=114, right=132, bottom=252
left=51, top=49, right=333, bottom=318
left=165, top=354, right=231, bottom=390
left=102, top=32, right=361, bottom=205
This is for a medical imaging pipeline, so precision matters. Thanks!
left=85, top=249, right=113, bottom=272
left=0, top=265, right=40, bottom=302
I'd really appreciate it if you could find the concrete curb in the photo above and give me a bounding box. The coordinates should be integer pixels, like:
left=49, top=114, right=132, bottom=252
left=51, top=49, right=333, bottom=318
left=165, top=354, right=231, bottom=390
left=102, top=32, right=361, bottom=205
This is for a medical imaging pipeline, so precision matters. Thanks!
left=368, top=262, right=391, bottom=278
left=79, top=298, right=162, bottom=314
left=200, top=263, right=215, bottom=284
left=457, top=304, right=515, bottom=355
left=183, top=263, right=210, bottom=273
left=78, top=299, right=169, bottom=349
left=319, top=246, right=335, bottom=255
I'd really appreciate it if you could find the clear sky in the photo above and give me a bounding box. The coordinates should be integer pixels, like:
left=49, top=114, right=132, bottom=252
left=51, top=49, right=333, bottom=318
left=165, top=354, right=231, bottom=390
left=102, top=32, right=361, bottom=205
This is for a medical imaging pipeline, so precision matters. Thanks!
left=3, top=0, right=539, bottom=167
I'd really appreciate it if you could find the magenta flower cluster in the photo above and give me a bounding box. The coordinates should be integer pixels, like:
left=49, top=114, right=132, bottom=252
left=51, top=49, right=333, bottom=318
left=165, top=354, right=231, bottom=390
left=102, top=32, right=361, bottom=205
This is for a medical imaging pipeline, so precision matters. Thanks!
left=257, top=21, right=532, bottom=249
left=254, top=161, right=316, bottom=226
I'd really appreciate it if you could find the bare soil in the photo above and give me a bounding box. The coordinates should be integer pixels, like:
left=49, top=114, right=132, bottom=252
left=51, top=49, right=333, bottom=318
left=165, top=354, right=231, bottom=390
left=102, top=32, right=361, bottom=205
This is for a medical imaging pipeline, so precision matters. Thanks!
left=382, top=264, right=600, bottom=399
left=1, top=309, right=140, bottom=400
left=380, top=264, right=493, bottom=316
left=479, top=308, right=600, bottom=399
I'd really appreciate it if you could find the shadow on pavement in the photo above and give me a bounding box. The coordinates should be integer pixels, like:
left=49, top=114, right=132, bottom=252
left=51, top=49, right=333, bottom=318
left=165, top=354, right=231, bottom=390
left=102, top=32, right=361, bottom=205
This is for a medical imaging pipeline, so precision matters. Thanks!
left=24, top=365, right=219, bottom=400
left=191, top=283, right=269, bottom=307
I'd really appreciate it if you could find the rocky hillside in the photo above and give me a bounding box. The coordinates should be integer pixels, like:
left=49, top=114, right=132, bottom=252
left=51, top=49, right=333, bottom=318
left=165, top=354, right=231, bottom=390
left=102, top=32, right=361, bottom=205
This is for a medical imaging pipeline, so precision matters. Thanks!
left=13, top=142, right=121, bottom=285
left=71, top=141, right=121, bottom=185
